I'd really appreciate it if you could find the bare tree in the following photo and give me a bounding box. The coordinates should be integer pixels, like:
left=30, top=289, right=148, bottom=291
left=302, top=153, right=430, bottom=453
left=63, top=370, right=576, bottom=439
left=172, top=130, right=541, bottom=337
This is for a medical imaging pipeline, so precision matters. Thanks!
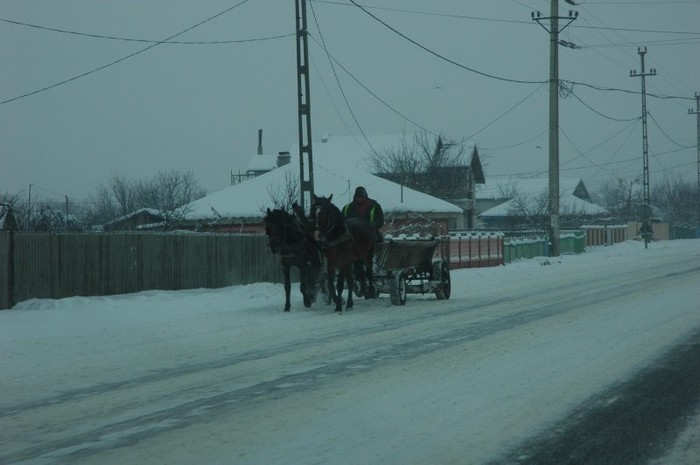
left=82, top=184, right=119, bottom=226
left=600, top=175, right=642, bottom=221
left=146, top=170, right=203, bottom=230
left=369, top=131, right=474, bottom=200
left=652, top=175, right=696, bottom=228
left=111, top=174, right=137, bottom=217
left=266, top=170, right=301, bottom=213
left=505, top=187, right=549, bottom=230
left=82, top=170, right=204, bottom=229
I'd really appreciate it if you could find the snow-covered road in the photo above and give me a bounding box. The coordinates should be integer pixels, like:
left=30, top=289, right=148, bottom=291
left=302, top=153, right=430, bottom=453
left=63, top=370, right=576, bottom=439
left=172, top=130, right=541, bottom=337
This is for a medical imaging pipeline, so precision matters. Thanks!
left=2, top=240, right=700, bottom=464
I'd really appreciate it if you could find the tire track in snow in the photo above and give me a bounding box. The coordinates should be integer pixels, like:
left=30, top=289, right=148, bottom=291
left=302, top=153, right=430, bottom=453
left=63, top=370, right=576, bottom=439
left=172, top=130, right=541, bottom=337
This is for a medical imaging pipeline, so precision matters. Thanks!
left=491, top=329, right=700, bottom=465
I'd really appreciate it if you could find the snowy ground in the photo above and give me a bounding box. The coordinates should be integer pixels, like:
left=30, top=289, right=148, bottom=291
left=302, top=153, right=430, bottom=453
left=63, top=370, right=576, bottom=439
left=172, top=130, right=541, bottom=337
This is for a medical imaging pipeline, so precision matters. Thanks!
left=2, top=239, right=700, bottom=464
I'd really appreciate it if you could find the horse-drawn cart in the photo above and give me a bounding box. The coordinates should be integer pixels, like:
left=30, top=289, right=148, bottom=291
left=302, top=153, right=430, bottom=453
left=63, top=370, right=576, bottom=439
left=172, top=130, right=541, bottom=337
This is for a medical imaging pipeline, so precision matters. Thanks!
left=371, top=236, right=451, bottom=305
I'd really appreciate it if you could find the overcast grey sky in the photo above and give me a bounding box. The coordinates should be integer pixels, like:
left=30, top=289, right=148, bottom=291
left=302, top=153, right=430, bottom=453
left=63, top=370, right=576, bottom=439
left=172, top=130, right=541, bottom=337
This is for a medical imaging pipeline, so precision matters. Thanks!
left=2, top=0, right=699, bottom=203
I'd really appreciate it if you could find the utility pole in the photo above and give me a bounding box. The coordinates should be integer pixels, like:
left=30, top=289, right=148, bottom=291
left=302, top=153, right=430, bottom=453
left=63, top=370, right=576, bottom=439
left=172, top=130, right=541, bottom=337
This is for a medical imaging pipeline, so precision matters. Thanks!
left=295, top=0, right=315, bottom=209
left=629, top=47, right=656, bottom=249
left=532, top=1, right=578, bottom=257
left=689, top=92, right=700, bottom=235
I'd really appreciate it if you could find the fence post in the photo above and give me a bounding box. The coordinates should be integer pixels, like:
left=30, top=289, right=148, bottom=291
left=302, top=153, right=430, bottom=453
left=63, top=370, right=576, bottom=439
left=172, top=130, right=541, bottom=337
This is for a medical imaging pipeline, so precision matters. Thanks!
left=0, top=231, right=13, bottom=309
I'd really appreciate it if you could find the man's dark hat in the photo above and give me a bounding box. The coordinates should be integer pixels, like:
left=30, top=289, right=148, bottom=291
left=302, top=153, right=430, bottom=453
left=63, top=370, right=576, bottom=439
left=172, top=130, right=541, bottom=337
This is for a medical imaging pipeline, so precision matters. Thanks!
left=354, top=186, right=368, bottom=199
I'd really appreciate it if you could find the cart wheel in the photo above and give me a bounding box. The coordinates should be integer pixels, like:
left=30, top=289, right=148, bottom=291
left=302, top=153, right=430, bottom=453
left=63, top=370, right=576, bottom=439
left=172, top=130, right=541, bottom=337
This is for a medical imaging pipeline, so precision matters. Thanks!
left=390, top=272, right=407, bottom=306
left=434, top=261, right=451, bottom=300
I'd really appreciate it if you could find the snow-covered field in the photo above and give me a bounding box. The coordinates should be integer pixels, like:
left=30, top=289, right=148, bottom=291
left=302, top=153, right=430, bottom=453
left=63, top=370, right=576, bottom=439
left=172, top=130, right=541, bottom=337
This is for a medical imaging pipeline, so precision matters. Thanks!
left=2, top=239, right=700, bottom=464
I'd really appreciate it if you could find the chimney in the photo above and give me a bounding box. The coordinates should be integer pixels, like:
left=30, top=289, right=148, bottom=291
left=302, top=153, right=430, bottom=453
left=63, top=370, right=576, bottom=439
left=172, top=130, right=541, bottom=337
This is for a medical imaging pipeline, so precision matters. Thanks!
left=277, top=151, right=291, bottom=167
left=257, top=129, right=263, bottom=155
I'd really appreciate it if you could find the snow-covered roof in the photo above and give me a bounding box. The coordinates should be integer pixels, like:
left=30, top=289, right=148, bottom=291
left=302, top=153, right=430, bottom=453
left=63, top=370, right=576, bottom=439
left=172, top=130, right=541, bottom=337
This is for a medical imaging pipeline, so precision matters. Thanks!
left=477, top=176, right=605, bottom=217
left=477, top=177, right=585, bottom=200
left=182, top=155, right=462, bottom=222
left=245, top=154, right=278, bottom=172
left=480, top=191, right=607, bottom=217
left=103, top=208, right=163, bottom=227
left=294, top=133, right=479, bottom=174
left=294, top=134, right=406, bottom=173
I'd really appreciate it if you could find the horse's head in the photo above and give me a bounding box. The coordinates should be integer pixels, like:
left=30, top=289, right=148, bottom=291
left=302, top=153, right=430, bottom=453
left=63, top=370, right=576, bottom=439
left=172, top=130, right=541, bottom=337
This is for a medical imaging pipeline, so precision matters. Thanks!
left=311, top=194, right=345, bottom=242
left=263, top=208, right=290, bottom=253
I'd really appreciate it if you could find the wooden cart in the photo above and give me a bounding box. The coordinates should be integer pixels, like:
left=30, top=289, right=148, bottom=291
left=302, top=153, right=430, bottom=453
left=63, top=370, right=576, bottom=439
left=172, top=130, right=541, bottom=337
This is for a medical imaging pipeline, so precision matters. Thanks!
left=371, top=236, right=451, bottom=305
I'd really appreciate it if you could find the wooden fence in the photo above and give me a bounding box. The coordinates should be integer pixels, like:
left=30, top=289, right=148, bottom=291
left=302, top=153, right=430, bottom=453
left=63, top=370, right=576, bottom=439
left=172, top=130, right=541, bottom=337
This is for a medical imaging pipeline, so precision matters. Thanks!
left=0, top=231, right=284, bottom=310
left=581, top=225, right=628, bottom=246
left=447, top=233, right=504, bottom=268
left=0, top=226, right=630, bottom=310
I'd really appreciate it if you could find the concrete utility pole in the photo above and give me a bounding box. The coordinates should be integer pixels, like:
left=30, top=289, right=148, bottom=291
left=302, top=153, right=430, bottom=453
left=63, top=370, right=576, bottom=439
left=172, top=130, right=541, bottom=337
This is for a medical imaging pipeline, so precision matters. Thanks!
left=295, top=0, right=315, bottom=209
left=532, top=1, right=578, bottom=257
left=689, top=92, right=700, bottom=233
left=629, top=47, right=656, bottom=249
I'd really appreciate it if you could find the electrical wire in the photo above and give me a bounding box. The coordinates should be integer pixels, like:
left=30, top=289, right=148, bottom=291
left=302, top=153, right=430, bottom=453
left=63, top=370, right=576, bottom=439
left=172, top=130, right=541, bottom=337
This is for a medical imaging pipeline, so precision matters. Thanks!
left=0, top=17, right=293, bottom=44
left=311, top=0, right=532, bottom=26
left=648, top=112, right=697, bottom=149
left=0, top=0, right=252, bottom=105
left=347, top=0, right=546, bottom=86
left=467, top=83, right=547, bottom=140
left=345, top=1, right=692, bottom=102
left=479, top=129, right=548, bottom=151
left=568, top=86, right=640, bottom=122
left=308, top=1, right=377, bottom=154
left=307, top=35, right=434, bottom=135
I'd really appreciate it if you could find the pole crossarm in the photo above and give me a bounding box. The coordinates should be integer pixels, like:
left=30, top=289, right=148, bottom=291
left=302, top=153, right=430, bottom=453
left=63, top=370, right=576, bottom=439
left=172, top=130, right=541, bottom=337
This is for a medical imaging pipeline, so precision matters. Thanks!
left=532, top=10, right=578, bottom=34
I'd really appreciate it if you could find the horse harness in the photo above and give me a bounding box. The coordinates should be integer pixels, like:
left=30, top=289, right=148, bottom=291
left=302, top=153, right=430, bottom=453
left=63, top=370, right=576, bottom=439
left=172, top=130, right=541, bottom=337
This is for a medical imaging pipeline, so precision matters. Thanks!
left=313, top=203, right=353, bottom=250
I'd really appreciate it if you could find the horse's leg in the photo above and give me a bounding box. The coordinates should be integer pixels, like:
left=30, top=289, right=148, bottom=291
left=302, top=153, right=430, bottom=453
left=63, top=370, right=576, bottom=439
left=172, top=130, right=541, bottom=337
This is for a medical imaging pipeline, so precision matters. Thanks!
left=335, top=268, right=346, bottom=313
left=283, top=264, right=291, bottom=312
left=300, top=265, right=312, bottom=308
left=344, top=264, right=354, bottom=310
left=327, top=266, right=341, bottom=312
left=354, top=260, right=368, bottom=298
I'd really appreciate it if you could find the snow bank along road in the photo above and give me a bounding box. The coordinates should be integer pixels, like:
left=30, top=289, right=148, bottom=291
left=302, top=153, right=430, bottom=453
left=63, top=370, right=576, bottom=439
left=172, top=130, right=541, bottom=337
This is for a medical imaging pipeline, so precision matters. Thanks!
left=2, top=241, right=700, bottom=464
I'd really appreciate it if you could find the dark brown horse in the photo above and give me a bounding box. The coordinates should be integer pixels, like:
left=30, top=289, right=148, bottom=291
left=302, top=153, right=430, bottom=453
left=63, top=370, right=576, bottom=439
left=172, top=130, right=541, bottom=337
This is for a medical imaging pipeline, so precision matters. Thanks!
left=311, top=194, right=376, bottom=313
left=264, top=208, right=321, bottom=312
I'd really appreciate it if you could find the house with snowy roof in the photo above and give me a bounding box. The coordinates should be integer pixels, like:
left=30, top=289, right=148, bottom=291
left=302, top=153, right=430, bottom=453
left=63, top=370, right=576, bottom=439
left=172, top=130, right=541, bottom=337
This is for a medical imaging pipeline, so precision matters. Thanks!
left=102, top=208, right=165, bottom=231
left=179, top=150, right=464, bottom=234
left=289, top=133, right=485, bottom=228
left=476, top=177, right=607, bottom=228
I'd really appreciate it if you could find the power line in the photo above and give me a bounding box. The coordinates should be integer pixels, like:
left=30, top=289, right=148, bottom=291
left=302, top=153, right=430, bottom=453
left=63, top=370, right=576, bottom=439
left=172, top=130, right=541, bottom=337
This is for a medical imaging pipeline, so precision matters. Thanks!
left=0, top=0, right=252, bottom=105
left=0, top=17, right=293, bottom=44
left=479, top=129, right=548, bottom=151
left=347, top=0, right=546, bottom=86
left=307, top=35, right=433, bottom=135
left=311, top=0, right=532, bottom=25
left=308, top=1, right=376, bottom=154
left=648, top=111, right=697, bottom=149
left=585, top=1, right=700, bottom=4
left=315, top=1, right=700, bottom=37
left=467, top=83, right=547, bottom=139
left=344, top=1, right=692, bottom=102
left=563, top=80, right=693, bottom=101
left=568, top=86, right=640, bottom=122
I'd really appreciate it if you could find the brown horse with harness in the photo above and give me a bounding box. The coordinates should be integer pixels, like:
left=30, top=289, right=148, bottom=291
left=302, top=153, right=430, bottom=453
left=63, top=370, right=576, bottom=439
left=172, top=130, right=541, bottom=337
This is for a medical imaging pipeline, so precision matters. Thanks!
left=310, top=194, right=376, bottom=313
